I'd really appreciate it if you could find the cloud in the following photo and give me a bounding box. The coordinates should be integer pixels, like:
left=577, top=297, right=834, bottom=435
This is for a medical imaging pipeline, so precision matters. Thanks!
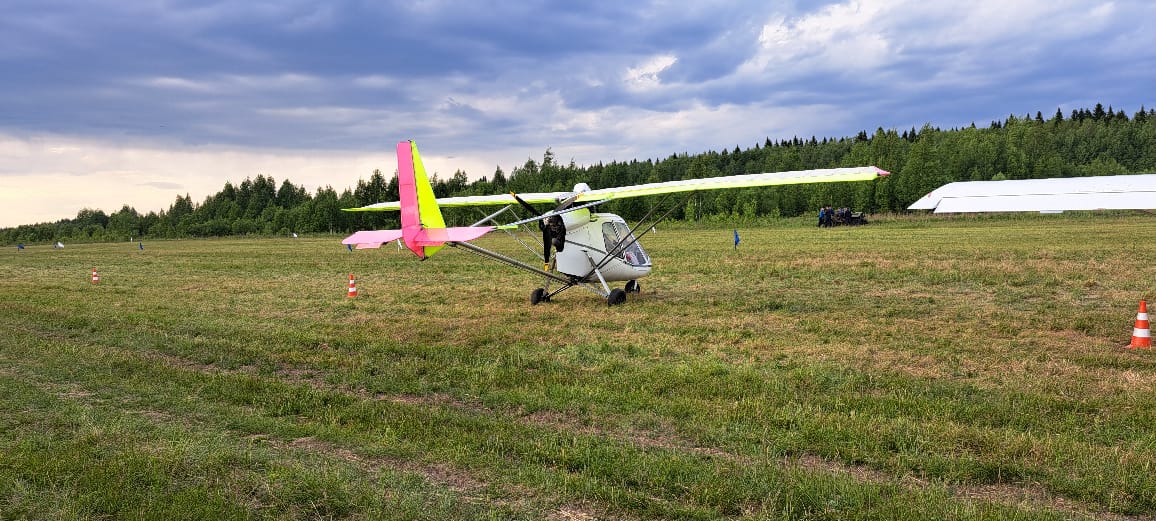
left=624, top=54, right=680, bottom=91
left=353, top=75, right=397, bottom=89
left=0, top=1, right=1151, bottom=227
left=734, top=1, right=1145, bottom=89
left=144, top=76, right=217, bottom=92
left=139, top=181, right=184, bottom=190
left=738, top=3, right=892, bottom=81
left=136, top=73, right=323, bottom=95
left=283, top=4, right=337, bottom=32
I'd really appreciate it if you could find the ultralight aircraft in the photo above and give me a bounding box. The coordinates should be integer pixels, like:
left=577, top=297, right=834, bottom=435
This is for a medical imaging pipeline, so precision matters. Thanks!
left=343, top=141, right=889, bottom=305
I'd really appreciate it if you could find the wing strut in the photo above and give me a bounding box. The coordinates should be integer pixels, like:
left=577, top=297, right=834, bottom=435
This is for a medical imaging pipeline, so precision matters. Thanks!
left=470, top=205, right=514, bottom=227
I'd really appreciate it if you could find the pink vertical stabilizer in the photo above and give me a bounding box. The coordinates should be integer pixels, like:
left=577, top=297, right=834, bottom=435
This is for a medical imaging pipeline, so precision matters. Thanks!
left=396, top=140, right=425, bottom=256
left=341, top=140, right=493, bottom=256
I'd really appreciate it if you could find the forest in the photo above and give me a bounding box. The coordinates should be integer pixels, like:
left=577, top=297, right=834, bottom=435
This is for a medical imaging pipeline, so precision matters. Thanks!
left=3, top=103, right=1153, bottom=245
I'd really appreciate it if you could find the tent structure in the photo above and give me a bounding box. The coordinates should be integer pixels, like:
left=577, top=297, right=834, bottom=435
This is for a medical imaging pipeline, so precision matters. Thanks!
left=908, top=174, right=1156, bottom=213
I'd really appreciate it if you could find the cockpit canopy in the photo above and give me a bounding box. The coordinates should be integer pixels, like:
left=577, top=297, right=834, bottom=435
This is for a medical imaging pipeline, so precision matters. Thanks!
left=602, top=220, right=650, bottom=267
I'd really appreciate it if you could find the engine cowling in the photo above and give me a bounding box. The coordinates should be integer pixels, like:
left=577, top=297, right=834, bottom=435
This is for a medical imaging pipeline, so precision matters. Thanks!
left=560, top=207, right=592, bottom=231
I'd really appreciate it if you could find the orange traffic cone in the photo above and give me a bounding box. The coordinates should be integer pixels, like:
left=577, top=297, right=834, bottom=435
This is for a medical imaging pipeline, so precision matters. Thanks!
left=91, top=267, right=100, bottom=284
left=1128, top=300, right=1150, bottom=349
left=346, top=274, right=358, bottom=298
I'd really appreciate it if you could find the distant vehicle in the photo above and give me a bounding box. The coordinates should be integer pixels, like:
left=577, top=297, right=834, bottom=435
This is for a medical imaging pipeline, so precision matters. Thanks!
left=833, top=208, right=868, bottom=226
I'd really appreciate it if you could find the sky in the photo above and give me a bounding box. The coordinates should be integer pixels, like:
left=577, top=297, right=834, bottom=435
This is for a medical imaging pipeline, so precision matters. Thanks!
left=1, top=0, right=1153, bottom=228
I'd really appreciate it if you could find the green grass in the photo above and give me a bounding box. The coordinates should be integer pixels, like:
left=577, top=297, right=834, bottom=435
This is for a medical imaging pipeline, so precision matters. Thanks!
left=2, top=213, right=1154, bottom=520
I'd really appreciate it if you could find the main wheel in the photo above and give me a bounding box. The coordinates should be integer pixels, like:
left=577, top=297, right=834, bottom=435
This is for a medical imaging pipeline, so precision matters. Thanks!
left=530, top=287, right=547, bottom=305
left=607, top=288, right=627, bottom=306
left=624, top=280, right=641, bottom=293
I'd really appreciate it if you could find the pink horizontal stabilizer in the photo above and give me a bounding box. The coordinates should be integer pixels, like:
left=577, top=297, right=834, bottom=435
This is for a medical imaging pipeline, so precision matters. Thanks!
left=355, top=242, right=384, bottom=249
left=415, top=226, right=494, bottom=245
left=342, top=229, right=404, bottom=245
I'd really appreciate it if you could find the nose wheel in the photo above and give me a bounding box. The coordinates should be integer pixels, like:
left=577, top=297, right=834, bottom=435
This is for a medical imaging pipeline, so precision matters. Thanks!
left=530, top=287, right=549, bottom=305
left=624, top=280, right=640, bottom=293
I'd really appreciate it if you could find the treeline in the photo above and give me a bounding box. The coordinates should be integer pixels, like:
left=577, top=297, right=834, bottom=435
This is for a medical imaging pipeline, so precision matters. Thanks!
left=3, top=103, right=1153, bottom=244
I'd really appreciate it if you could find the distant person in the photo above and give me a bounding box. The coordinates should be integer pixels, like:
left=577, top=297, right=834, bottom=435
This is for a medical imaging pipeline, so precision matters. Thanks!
left=17, top=243, right=24, bottom=251
left=139, top=242, right=144, bottom=250
left=817, top=207, right=826, bottom=227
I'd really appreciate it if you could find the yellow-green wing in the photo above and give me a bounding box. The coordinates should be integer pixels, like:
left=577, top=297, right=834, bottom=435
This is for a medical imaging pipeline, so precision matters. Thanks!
left=573, top=167, right=889, bottom=203
left=345, top=166, right=888, bottom=211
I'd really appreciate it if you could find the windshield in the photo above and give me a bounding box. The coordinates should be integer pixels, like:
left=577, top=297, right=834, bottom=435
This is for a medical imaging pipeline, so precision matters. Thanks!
left=602, top=221, right=650, bottom=266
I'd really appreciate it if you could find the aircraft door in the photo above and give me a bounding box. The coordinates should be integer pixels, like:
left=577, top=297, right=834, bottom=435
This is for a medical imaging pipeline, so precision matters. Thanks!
left=554, top=222, right=597, bottom=277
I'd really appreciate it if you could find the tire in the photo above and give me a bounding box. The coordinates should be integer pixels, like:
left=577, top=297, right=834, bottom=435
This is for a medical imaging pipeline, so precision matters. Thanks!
left=530, top=287, right=547, bottom=305
left=624, top=280, right=640, bottom=293
left=607, top=288, right=627, bottom=306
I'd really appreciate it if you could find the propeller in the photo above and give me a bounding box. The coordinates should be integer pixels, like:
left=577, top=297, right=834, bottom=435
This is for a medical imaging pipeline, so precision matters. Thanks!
left=511, top=192, right=570, bottom=271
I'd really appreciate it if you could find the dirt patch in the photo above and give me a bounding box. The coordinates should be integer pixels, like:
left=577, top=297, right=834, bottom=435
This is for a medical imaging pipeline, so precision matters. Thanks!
left=284, top=435, right=488, bottom=495
left=548, top=504, right=605, bottom=521
left=382, top=392, right=491, bottom=415
left=795, top=453, right=890, bottom=483
left=951, top=482, right=1153, bottom=521
left=796, top=454, right=1153, bottom=521
left=524, top=409, right=734, bottom=462
left=136, top=409, right=172, bottom=422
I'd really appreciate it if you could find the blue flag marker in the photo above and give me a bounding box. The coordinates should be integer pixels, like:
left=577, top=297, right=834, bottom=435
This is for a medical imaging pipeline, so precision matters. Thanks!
left=733, top=229, right=740, bottom=250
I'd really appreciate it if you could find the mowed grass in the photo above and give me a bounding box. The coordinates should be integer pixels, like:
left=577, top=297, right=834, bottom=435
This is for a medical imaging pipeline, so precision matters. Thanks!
left=1, top=213, right=1154, bottom=520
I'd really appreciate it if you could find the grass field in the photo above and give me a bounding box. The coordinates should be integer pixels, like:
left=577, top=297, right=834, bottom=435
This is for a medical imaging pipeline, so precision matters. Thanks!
left=2, top=213, right=1154, bottom=520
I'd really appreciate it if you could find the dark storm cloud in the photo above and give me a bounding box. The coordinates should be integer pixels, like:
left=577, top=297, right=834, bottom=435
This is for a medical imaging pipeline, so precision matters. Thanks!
left=0, top=0, right=1151, bottom=156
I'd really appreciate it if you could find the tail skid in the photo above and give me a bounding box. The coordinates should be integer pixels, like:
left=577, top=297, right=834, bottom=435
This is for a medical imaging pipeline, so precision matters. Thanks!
left=341, top=141, right=493, bottom=256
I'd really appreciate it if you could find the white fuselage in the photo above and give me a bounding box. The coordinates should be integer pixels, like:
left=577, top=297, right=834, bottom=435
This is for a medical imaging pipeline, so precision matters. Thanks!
left=554, top=209, right=652, bottom=282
